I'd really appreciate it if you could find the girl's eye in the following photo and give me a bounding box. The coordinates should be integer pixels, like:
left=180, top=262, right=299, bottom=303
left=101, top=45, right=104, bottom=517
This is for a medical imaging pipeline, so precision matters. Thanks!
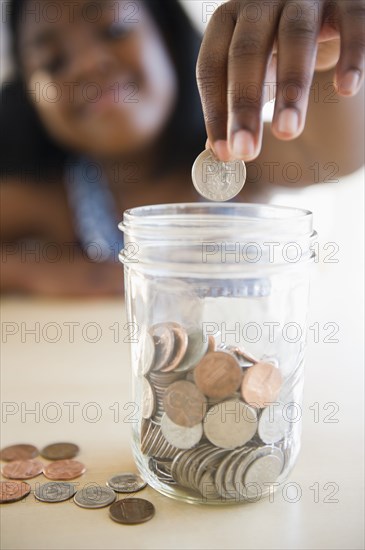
left=43, top=56, right=66, bottom=74
left=103, top=22, right=133, bottom=40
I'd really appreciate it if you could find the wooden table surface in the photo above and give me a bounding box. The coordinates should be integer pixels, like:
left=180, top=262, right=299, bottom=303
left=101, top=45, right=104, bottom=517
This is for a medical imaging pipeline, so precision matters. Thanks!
left=1, top=173, right=364, bottom=549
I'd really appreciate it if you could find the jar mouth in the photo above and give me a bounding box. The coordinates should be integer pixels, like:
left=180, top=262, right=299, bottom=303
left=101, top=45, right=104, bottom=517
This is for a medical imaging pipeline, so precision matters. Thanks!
left=119, top=202, right=313, bottom=241
left=119, top=202, right=316, bottom=274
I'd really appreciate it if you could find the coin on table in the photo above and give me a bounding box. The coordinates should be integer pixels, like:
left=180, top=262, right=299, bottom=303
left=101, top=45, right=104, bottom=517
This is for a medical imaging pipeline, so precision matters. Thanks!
left=40, top=443, right=80, bottom=460
left=0, top=444, right=39, bottom=462
left=43, top=459, right=86, bottom=480
left=161, top=413, right=203, bottom=449
left=241, top=361, right=283, bottom=408
left=0, top=481, right=31, bottom=503
left=1, top=459, right=44, bottom=480
left=34, top=482, right=77, bottom=503
left=149, top=324, right=175, bottom=371
left=109, top=497, right=155, bottom=524
left=106, top=473, right=147, bottom=493
left=194, top=351, right=242, bottom=399
left=163, top=380, right=207, bottom=427
left=191, top=149, right=246, bottom=202
left=74, top=486, right=116, bottom=509
left=161, top=322, right=188, bottom=372
left=203, top=399, right=258, bottom=449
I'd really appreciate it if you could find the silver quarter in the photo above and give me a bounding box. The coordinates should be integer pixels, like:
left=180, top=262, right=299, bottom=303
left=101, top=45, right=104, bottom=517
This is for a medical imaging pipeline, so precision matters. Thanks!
left=161, top=413, right=203, bottom=450
left=34, top=482, right=77, bottom=502
left=258, top=402, right=292, bottom=444
left=142, top=377, right=156, bottom=419
left=106, top=473, right=147, bottom=493
left=174, top=330, right=208, bottom=372
left=150, top=324, right=175, bottom=371
left=203, top=399, right=258, bottom=449
left=234, top=446, right=284, bottom=499
left=74, top=486, right=116, bottom=508
left=243, top=452, right=284, bottom=497
left=140, top=332, right=156, bottom=375
left=192, top=149, right=246, bottom=202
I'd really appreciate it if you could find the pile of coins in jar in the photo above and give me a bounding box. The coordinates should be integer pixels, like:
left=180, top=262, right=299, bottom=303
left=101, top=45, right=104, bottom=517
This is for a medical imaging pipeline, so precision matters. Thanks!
left=140, top=322, right=293, bottom=501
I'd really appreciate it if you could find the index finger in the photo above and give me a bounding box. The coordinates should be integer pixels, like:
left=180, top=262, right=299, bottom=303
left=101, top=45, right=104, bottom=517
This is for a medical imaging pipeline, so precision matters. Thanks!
left=196, top=4, right=236, bottom=161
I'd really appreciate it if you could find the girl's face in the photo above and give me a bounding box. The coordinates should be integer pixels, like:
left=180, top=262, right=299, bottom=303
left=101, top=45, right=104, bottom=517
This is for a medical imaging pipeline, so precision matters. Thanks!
left=18, top=0, right=178, bottom=157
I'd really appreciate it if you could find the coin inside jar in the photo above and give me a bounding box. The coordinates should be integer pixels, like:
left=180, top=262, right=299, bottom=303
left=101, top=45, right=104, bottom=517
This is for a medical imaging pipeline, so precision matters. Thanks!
left=142, top=377, right=156, bottom=419
left=258, top=402, right=292, bottom=444
left=173, top=330, right=208, bottom=373
left=109, top=498, right=155, bottom=524
left=163, top=380, right=207, bottom=427
left=140, top=332, right=156, bottom=375
left=149, top=324, right=175, bottom=371
left=191, top=149, right=246, bottom=202
left=243, top=452, right=284, bottom=497
left=241, top=361, right=283, bottom=408
left=160, top=322, right=188, bottom=372
left=161, top=413, right=203, bottom=450
left=203, top=399, right=258, bottom=449
left=194, top=351, right=242, bottom=399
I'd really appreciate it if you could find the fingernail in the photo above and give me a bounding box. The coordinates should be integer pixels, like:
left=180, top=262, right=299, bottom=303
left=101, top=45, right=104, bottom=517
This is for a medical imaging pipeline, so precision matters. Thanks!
left=339, top=70, right=361, bottom=95
left=213, top=140, right=231, bottom=161
left=232, top=130, right=255, bottom=159
left=277, top=108, right=299, bottom=136
left=205, top=138, right=210, bottom=150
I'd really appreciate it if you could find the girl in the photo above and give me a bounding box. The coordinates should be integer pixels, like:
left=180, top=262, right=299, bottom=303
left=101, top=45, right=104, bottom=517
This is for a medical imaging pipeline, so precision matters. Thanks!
left=1, top=0, right=364, bottom=295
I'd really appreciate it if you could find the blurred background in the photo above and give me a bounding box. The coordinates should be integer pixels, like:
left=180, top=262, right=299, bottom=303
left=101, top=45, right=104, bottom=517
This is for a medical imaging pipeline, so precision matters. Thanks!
left=1, top=0, right=364, bottom=298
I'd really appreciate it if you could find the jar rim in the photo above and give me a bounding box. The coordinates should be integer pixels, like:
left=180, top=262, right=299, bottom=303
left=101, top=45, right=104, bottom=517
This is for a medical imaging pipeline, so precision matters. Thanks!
left=119, top=203, right=316, bottom=272
left=121, top=202, right=311, bottom=223
left=119, top=202, right=313, bottom=241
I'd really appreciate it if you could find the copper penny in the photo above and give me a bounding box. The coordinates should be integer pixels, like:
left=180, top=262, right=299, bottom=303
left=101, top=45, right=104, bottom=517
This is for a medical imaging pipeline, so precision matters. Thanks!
left=40, top=443, right=80, bottom=460
left=241, top=361, right=283, bottom=408
left=109, top=497, right=155, bottom=524
left=150, top=324, right=175, bottom=371
left=0, top=481, right=31, bottom=503
left=163, top=381, right=207, bottom=427
left=194, top=351, right=242, bottom=399
left=1, top=459, right=44, bottom=480
left=0, top=444, right=39, bottom=462
left=43, top=459, right=86, bottom=480
left=161, top=322, right=188, bottom=372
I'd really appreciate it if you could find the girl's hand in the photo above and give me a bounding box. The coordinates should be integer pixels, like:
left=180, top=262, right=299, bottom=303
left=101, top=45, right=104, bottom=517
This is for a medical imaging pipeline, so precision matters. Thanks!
left=197, top=0, right=365, bottom=161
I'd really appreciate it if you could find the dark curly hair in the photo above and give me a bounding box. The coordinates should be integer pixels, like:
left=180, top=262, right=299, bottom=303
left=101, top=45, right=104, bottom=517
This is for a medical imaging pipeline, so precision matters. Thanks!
left=1, top=0, right=206, bottom=183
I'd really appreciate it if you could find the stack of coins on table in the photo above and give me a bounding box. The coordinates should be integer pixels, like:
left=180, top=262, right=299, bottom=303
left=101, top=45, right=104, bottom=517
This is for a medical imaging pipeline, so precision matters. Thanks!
left=0, top=443, right=155, bottom=524
left=139, top=322, right=294, bottom=501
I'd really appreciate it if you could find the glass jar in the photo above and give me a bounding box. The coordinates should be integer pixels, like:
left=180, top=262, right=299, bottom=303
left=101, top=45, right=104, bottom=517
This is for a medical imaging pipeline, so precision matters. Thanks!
left=119, top=203, right=315, bottom=505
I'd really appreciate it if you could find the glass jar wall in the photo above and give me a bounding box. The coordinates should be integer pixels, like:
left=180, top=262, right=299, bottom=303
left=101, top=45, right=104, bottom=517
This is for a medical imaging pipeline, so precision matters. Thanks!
left=119, top=203, right=315, bottom=504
